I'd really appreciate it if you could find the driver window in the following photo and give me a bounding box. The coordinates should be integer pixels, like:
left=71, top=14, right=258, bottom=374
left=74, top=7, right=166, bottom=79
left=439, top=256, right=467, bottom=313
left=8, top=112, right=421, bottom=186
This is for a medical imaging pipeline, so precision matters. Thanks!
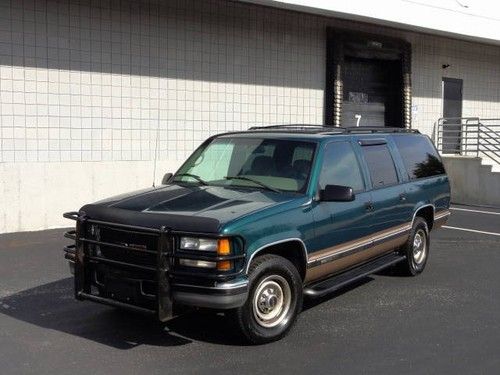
left=319, top=142, right=364, bottom=192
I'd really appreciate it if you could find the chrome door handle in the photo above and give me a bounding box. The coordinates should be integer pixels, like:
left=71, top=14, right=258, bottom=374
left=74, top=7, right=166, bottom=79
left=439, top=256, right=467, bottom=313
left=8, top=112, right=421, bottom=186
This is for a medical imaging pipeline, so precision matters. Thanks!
left=399, top=193, right=407, bottom=202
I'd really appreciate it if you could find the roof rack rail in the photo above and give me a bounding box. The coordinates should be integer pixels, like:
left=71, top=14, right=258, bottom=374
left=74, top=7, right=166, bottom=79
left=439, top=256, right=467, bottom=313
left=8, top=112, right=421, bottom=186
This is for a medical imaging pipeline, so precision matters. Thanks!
left=248, top=124, right=329, bottom=130
left=342, top=127, right=420, bottom=134
left=247, top=124, right=420, bottom=134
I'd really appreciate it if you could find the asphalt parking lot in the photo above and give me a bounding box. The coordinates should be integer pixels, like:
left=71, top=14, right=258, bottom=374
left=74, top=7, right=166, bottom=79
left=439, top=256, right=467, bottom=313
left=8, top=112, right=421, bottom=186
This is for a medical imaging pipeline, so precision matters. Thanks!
left=1, top=205, right=499, bottom=374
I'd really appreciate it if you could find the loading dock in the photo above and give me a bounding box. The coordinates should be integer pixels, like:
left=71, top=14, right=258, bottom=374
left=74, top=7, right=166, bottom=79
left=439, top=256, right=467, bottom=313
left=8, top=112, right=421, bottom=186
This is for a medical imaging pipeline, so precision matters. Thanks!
left=325, top=29, right=412, bottom=128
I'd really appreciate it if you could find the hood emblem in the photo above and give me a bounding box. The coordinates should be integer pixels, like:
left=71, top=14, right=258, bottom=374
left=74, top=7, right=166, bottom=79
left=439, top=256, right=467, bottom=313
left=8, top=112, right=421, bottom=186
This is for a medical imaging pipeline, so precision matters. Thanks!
left=120, top=242, right=148, bottom=251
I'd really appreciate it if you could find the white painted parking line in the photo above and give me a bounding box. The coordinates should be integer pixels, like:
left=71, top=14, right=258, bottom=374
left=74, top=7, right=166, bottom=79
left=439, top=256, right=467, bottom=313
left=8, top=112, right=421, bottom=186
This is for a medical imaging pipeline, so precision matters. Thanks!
left=442, top=225, right=500, bottom=237
left=450, top=207, right=500, bottom=216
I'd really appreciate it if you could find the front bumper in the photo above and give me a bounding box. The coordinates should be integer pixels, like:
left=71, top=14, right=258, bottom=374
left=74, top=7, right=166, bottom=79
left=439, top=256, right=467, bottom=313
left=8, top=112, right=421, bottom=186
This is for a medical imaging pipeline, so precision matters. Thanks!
left=63, top=211, right=247, bottom=320
left=172, top=280, right=248, bottom=309
left=66, top=258, right=248, bottom=310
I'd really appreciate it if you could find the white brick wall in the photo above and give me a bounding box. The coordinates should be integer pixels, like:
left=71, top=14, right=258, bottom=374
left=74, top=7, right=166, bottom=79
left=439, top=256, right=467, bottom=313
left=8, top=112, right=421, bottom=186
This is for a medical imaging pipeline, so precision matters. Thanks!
left=0, top=0, right=499, bottom=232
left=0, top=0, right=325, bottom=165
left=410, top=34, right=500, bottom=135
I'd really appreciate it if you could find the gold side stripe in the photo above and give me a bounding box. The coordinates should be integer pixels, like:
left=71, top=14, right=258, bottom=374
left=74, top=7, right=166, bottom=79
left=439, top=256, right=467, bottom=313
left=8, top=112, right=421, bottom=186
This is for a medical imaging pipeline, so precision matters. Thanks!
left=310, top=238, right=372, bottom=264
left=370, top=224, right=411, bottom=243
left=306, top=209, right=450, bottom=268
left=308, top=222, right=411, bottom=264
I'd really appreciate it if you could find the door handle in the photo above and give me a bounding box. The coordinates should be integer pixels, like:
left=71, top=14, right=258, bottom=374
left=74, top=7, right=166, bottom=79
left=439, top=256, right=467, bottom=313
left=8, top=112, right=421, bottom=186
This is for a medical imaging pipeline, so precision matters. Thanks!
left=365, top=202, right=374, bottom=212
left=399, top=193, right=407, bottom=202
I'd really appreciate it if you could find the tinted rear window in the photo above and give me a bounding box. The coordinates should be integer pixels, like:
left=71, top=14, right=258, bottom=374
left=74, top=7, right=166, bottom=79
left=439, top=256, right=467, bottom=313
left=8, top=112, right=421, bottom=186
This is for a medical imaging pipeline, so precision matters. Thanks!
left=361, top=144, right=398, bottom=188
left=393, top=135, right=445, bottom=179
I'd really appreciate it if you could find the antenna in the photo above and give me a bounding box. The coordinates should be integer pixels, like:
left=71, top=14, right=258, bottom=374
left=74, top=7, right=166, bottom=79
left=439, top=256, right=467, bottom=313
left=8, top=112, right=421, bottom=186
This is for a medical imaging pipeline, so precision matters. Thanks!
left=152, top=4, right=161, bottom=188
left=152, top=118, right=160, bottom=187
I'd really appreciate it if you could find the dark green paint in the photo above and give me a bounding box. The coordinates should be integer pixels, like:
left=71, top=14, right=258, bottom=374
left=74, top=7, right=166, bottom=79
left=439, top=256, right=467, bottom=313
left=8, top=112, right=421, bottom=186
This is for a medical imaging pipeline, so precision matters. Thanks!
left=87, top=132, right=451, bottom=278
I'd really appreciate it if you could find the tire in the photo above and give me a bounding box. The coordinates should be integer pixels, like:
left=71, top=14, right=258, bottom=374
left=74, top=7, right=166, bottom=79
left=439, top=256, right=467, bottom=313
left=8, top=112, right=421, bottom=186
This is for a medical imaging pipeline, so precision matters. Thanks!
left=398, top=217, right=430, bottom=276
left=232, top=254, right=303, bottom=344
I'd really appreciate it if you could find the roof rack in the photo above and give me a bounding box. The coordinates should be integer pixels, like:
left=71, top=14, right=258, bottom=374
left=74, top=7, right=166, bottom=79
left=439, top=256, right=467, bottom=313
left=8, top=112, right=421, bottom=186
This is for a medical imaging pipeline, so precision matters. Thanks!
left=248, top=124, right=332, bottom=131
left=342, top=126, right=420, bottom=134
left=248, top=124, right=420, bottom=134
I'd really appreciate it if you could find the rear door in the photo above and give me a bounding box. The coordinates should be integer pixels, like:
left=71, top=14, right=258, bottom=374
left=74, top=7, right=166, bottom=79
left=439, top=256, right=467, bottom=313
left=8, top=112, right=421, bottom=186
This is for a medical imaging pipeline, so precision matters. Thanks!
left=356, top=138, right=410, bottom=253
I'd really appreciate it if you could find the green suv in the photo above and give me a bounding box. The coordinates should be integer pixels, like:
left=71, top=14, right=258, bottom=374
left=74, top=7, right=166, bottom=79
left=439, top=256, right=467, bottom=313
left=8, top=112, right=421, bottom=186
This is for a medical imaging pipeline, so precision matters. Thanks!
left=64, top=125, right=450, bottom=344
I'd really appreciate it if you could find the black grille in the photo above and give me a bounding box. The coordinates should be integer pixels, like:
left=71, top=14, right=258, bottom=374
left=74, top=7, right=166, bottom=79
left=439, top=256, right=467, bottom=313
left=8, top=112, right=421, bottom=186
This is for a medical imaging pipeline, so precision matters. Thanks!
left=94, top=225, right=159, bottom=267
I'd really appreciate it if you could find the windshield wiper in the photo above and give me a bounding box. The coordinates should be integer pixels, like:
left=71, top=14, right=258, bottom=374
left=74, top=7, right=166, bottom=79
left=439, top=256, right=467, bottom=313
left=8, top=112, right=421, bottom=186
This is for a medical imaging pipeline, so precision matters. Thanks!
left=224, top=176, right=281, bottom=193
left=173, top=173, right=208, bottom=185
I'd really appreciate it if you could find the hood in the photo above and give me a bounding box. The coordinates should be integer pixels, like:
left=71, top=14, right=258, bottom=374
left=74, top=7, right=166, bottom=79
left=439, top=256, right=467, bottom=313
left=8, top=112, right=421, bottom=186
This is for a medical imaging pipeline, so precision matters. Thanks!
left=80, top=184, right=302, bottom=233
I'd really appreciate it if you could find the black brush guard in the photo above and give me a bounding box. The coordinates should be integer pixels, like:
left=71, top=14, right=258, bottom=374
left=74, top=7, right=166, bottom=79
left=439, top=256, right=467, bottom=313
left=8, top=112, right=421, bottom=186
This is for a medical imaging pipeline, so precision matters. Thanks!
left=63, top=211, right=245, bottom=321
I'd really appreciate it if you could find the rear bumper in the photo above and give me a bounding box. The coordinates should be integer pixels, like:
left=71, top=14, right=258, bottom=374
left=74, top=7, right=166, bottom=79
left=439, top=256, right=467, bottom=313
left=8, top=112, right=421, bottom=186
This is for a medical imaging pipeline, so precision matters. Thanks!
left=434, top=209, right=451, bottom=229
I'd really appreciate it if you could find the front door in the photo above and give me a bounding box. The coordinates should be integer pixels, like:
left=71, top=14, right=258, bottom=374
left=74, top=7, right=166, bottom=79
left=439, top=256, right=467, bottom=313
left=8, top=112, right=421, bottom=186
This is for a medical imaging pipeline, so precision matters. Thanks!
left=307, top=140, right=375, bottom=281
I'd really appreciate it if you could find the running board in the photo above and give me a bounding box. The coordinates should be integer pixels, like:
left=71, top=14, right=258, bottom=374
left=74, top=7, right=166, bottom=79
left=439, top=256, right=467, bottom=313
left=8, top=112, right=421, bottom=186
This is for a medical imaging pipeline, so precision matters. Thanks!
left=304, top=253, right=405, bottom=298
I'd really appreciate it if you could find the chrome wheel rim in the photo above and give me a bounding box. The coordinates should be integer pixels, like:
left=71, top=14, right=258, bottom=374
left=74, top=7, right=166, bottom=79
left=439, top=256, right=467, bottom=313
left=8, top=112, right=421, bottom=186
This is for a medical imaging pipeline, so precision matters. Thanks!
left=252, top=275, right=291, bottom=328
left=412, top=229, right=427, bottom=265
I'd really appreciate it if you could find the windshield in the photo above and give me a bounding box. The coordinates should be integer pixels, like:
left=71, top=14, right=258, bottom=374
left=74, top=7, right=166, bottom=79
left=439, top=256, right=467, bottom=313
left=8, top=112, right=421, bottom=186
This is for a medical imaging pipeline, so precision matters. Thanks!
left=173, top=137, right=316, bottom=193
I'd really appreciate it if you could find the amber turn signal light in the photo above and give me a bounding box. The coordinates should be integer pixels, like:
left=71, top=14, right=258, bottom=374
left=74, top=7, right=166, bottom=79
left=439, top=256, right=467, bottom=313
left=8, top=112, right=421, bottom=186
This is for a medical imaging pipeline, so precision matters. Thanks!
left=217, top=260, right=232, bottom=271
left=217, top=238, right=231, bottom=255
left=217, top=238, right=232, bottom=271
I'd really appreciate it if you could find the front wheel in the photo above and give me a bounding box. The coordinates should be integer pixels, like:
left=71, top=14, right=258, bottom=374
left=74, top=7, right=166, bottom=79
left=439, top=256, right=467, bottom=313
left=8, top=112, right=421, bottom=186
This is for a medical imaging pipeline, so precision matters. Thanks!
left=232, top=254, right=303, bottom=344
left=397, top=217, right=430, bottom=276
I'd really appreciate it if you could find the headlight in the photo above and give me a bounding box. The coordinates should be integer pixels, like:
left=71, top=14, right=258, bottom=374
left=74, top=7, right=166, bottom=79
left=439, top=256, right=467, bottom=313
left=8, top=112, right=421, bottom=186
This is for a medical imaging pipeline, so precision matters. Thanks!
left=179, top=237, right=233, bottom=271
left=179, top=237, right=231, bottom=255
left=179, top=259, right=216, bottom=269
left=180, top=237, right=218, bottom=251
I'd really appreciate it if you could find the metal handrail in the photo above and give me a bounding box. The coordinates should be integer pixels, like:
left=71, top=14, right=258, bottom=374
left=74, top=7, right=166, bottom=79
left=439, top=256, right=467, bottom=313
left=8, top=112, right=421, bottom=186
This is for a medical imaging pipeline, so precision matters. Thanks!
left=435, top=117, right=500, bottom=166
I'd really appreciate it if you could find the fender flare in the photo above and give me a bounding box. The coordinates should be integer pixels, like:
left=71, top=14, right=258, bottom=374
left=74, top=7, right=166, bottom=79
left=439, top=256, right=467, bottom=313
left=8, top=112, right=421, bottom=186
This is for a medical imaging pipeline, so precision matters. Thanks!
left=245, top=237, right=308, bottom=274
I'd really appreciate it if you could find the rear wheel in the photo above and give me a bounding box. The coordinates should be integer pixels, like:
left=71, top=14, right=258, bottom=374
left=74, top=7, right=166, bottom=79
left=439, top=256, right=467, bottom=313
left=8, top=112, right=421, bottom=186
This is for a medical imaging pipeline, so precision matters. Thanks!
left=232, top=254, right=302, bottom=344
left=398, top=217, right=430, bottom=276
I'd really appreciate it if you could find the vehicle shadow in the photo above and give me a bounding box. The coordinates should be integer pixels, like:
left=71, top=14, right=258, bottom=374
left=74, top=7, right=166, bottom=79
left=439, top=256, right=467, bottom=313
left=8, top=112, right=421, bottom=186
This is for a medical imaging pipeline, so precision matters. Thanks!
left=0, top=277, right=245, bottom=349
left=1, top=273, right=398, bottom=348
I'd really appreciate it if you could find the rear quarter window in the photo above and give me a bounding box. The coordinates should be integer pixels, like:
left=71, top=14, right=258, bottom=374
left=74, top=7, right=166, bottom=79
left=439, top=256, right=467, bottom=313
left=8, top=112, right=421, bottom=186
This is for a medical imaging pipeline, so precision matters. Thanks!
left=393, top=135, right=445, bottom=179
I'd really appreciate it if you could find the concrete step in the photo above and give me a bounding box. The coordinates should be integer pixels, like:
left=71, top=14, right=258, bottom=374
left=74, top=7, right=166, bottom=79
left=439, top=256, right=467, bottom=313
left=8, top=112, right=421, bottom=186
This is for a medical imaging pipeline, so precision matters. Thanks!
left=480, top=156, right=500, bottom=173
left=442, top=156, right=500, bottom=207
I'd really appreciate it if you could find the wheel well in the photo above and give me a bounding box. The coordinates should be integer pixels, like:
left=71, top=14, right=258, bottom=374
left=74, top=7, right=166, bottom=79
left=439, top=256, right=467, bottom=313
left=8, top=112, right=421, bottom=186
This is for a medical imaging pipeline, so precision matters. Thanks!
left=252, top=241, right=307, bottom=280
left=415, top=206, right=434, bottom=231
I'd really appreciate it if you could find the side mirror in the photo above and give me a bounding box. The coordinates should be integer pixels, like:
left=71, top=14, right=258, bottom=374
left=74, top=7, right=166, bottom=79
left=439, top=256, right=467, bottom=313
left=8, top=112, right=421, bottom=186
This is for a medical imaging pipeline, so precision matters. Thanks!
left=320, top=184, right=355, bottom=202
left=161, top=173, right=173, bottom=185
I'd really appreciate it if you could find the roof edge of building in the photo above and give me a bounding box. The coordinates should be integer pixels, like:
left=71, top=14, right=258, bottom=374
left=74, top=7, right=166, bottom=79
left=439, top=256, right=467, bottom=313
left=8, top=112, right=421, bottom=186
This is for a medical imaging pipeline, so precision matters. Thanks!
left=238, top=0, right=500, bottom=47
